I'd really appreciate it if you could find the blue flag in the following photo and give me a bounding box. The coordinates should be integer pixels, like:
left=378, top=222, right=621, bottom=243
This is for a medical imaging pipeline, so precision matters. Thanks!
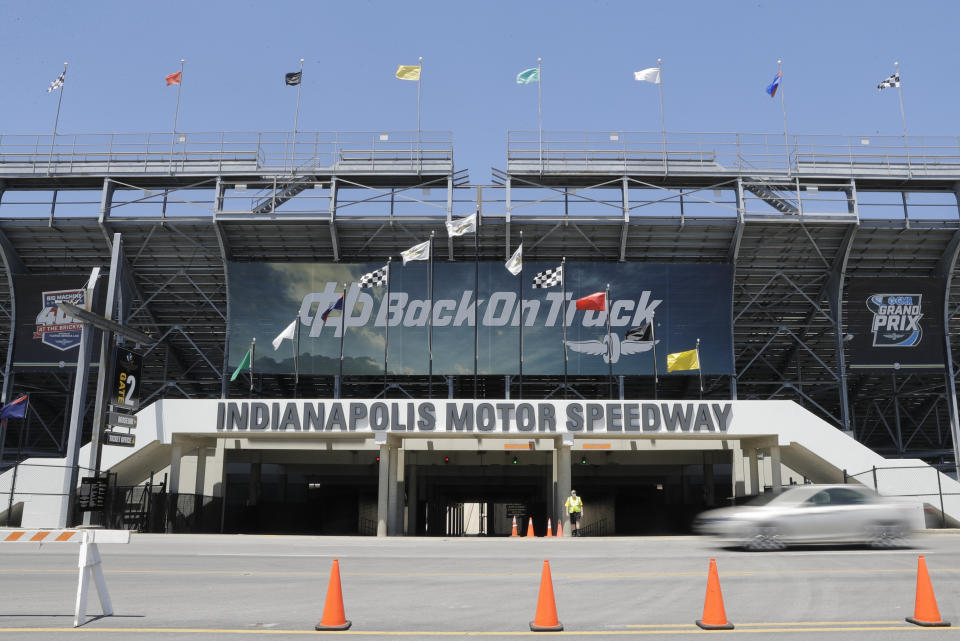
left=765, top=70, right=781, bottom=98
left=320, top=294, right=344, bottom=322
left=0, top=395, right=28, bottom=419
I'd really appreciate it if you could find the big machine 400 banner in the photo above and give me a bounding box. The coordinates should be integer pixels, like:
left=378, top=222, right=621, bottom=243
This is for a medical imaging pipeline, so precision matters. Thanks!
left=12, top=275, right=100, bottom=370
left=228, top=262, right=735, bottom=377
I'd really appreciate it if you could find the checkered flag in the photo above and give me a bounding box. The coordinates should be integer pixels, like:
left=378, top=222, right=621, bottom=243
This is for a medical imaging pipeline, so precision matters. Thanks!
left=877, top=72, right=900, bottom=91
left=47, top=70, right=65, bottom=93
left=532, top=265, right=563, bottom=289
left=358, top=264, right=389, bottom=288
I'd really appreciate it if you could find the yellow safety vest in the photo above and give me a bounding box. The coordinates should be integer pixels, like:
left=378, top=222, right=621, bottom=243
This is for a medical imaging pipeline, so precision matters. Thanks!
left=565, top=496, right=582, bottom=513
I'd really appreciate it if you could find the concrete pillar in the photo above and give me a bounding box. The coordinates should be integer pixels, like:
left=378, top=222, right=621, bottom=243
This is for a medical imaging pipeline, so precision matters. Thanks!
left=194, top=444, right=207, bottom=496
left=387, top=446, right=399, bottom=535
left=206, top=439, right=226, bottom=497
left=747, top=447, right=760, bottom=495
left=406, top=452, right=418, bottom=536
left=377, top=443, right=389, bottom=537
left=768, top=444, right=782, bottom=492
left=703, top=452, right=715, bottom=506
left=556, top=442, right=572, bottom=534
left=167, top=440, right=184, bottom=533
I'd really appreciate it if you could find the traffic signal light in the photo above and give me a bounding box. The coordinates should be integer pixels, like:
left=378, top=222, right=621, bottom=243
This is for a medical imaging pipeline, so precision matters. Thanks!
left=581, top=456, right=587, bottom=465
left=512, top=456, right=518, bottom=465
left=443, top=456, right=450, bottom=464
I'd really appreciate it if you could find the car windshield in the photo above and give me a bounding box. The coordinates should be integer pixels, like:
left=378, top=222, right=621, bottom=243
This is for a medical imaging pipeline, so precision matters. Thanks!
left=744, top=491, right=790, bottom=506
left=744, top=487, right=821, bottom=507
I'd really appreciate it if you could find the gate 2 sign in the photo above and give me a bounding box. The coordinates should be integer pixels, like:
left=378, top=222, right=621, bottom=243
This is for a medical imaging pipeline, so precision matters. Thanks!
left=112, top=347, right=143, bottom=409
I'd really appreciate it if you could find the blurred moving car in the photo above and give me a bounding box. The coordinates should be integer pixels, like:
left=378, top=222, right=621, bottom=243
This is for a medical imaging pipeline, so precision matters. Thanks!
left=693, top=484, right=917, bottom=550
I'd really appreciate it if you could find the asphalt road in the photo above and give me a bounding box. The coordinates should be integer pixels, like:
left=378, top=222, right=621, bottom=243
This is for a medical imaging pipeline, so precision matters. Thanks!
left=1, top=532, right=960, bottom=639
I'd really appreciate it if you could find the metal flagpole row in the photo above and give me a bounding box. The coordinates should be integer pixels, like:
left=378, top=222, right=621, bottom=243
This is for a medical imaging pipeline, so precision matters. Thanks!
left=537, top=57, right=543, bottom=171
left=651, top=310, right=659, bottom=400
left=338, top=282, right=347, bottom=397
left=657, top=58, right=667, bottom=170
left=473, top=213, right=479, bottom=399
left=518, top=231, right=524, bottom=399
left=417, top=56, right=423, bottom=173
left=249, top=338, right=256, bottom=397
left=169, top=58, right=185, bottom=170
left=894, top=61, right=910, bottom=165
left=293, top=313, right=300, bottom=396
left=696, top=337, right=703, bottom=400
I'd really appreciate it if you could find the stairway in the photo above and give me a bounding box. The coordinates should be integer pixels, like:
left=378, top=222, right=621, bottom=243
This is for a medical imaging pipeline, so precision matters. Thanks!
left=251, top=175, right=315, bottom=214
left=745, top=182, right=799, bottom=215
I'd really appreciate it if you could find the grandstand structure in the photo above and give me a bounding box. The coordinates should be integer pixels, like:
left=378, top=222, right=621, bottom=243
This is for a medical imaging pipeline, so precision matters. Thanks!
left=0, top=127, right=958, bottom=494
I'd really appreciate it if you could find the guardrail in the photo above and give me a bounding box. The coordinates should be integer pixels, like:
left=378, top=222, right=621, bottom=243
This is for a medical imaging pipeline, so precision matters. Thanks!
left=843, top=465, right=958, bottom=528
left=507, top=131, right=960, bottom=177
left=0, top=130, right=455, bottom=176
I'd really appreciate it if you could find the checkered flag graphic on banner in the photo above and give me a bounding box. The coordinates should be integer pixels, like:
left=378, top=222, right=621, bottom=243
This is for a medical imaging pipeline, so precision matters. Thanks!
left=358, top=264, right=389, bottom=288
left=532, top=265, right=563, bottom=289
left=877, top=72, right=900, bottom=91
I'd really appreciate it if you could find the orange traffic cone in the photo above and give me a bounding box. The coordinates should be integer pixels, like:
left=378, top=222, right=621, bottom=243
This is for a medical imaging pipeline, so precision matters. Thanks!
left=695, top=558, right=734, bottom=630
left=511, top=516, right=519, bottom=537
left=315, top=558, right=352, bottom=631
left=526, top=517, right=535, bottom=537
left=906, top=555, right=950, bottom=627
left=529, top=560, right=563, bottom=631
left=555, top=520, right=563, bottom=538
left=546, top=518, right=553, bottom=537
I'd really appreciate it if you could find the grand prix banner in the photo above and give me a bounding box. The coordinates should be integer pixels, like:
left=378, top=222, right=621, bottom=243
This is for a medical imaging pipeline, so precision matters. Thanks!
left=846, top=277, right=945, bottom=370
left=12, top=275, right=102, bottom=370
left=228, top=262, right=734, bottom=376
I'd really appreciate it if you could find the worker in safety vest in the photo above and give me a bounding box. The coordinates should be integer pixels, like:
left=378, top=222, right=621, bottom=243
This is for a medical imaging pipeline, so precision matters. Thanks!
left=565, top=489, right=584, bottom=536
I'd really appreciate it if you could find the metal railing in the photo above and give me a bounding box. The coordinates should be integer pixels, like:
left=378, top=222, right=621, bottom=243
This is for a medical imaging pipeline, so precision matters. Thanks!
left=0, top=130, right=454, bottom=176
left=507, top=131, right=960, bottom=178
left=843, top=465, right=959, bottom=528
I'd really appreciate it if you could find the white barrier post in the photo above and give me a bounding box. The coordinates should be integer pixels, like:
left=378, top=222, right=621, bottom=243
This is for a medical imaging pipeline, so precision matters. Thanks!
left=74, top=530, right=114, bottom=627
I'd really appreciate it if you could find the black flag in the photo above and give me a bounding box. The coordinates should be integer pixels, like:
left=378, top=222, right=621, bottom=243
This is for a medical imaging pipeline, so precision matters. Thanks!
left=625, top=322, right=652, bottom=342
left=285, top=71, right=302, bottom=86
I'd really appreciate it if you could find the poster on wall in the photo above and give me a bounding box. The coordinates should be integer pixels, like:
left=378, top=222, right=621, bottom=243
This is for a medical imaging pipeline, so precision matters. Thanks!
left=227, top=261, right=735, bottom=377
left=846, top=277, right=945, bottom=371
left=12, top=275, right=102, bottom=370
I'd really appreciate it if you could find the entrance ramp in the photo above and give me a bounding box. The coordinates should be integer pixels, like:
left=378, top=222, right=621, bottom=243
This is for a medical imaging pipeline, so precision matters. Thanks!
left=731, top=401, right=960, bottom=525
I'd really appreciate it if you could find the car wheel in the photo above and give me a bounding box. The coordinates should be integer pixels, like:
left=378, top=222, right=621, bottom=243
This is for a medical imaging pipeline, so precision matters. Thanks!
left=745, top=524, right=784, bottom=551
left=867, top=522, right=906, bottom=549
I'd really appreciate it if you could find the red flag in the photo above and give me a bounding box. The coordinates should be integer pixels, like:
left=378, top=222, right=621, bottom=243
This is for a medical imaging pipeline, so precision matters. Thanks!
left=165, top=71, right=182, bottom=86
left=575, top=292, right=606, bottom=311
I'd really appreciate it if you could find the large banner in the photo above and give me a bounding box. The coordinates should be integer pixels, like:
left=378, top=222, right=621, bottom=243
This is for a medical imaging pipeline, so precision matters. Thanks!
left=846, top=277, right=945, bottom=370
left=12, top=275, right=101, bottom=370
left=228, top=262, right=734, bottom=376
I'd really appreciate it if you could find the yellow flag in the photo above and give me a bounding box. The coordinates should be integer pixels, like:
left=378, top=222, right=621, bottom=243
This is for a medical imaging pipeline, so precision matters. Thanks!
left=666, top=348, right=700, bottom=372
left=395, top=65, right=422, bottom=81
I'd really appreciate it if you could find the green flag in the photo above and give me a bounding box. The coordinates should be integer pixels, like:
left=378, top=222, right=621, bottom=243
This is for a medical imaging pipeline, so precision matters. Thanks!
left=516, top=67, right=539, bottom=84
left=230, top=348, right=251, bottom=381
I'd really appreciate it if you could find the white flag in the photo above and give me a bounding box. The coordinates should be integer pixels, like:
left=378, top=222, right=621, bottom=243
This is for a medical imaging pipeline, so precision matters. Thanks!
left=271, top=319, right=297, bottom=351
left=505, top=244, right=523, bottom=276
left=401, top=240, right=431, bottom=265
left=445, top=213, right=477, bottom=237
left=633, top=67, right=661, bottom=84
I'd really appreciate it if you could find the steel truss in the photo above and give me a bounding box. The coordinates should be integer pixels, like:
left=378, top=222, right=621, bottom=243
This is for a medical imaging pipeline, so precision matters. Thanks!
left=1, top=129, right=960, bottom=471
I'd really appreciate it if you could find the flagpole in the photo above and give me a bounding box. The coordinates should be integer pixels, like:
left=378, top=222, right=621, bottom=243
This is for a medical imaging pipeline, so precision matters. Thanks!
left=651, top=310, right=659, bottom=401
left=696, top=337, right=703, bottom=400
left=894, top=61, right=909, bottom=161
left=292, top=58, right=304, bottom=174
left=561, top=256, right=568, bottom=399
left=47, top=62, right=68, bottom=174
left=657, top=58, right=667, bottom=169
left=605, top=284, right=613, bottom=399
left=384, top=259, right=392, bottom=396
left=518, top=231, right=524, bottom=399
left=338, top=282, right=347, bottom=396
left=249, top=338, right=256, bottom=397
left=777, top=59, right=791, bottom=174
left=169, top=58, right=184, bottom=173
left=537, top=57, right=543, bottom=171
left=428, top=231, right=435, bottom=399
left=293, top=314, right=300, bottom=397
left=417, top=56, right=423, bottom=172
left=473, top=212, right=479, bottom=400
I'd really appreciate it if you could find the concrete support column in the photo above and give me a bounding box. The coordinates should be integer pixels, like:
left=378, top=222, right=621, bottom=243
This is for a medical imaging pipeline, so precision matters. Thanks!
left=768, top=444, right=782, bottom=492
left=747, top=447, right=760, bottom=495
left=406, top=452, right=418, bottom=536
left=387, top=445, right=399, bottom=535
left=194, top=444, right=207, bottom=496
left=167, top=440, right=184, bottom=533
left=205, top=439, right=226, bottom=498
left=556, top=440, right=572, bottom=534
left=702, top=452, right=715, bottom=507
left=376, top=442, right=390, bottom=537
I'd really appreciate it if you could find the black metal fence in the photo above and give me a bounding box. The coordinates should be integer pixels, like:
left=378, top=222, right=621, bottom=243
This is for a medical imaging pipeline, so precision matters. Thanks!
left=843, top=465, right=959, bottom=528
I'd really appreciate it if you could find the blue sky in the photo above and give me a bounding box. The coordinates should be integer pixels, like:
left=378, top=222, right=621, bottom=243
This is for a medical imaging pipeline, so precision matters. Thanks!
left=2, top=0, right=957, bottom=178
